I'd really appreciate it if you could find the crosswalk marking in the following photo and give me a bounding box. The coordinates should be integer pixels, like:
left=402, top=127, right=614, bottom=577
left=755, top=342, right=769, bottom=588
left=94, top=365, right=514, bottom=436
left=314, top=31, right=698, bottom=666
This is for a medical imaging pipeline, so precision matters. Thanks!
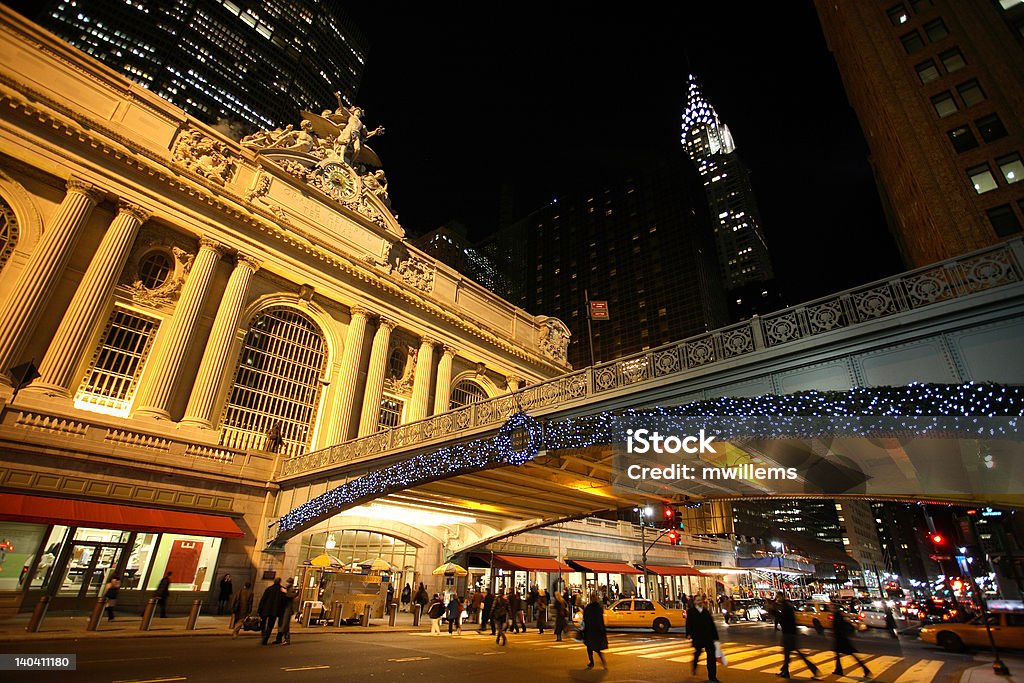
left=661, top=643, right=764, bottom=663
left=781, top=649, right=836, bottom=674
left=892, top=659, right=945, bottom=683
left=729, top=652, right=789, bottom=671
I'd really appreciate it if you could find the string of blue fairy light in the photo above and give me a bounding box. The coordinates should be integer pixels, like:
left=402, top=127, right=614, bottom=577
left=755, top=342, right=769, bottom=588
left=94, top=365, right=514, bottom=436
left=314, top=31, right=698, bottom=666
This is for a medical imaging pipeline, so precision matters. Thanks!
left=274, top=382, right=1023, bottom=536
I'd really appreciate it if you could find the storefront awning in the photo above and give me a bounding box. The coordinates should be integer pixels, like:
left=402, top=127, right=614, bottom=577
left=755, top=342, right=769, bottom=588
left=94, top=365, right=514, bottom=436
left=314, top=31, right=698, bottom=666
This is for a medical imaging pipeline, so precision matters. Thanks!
left=494, top=554, right=572, bottom=572
left=0, top=493, right=244, bottom=538
left=568, top=560, right=642, bottom=575
left=643, top=564, right=706, bottom=577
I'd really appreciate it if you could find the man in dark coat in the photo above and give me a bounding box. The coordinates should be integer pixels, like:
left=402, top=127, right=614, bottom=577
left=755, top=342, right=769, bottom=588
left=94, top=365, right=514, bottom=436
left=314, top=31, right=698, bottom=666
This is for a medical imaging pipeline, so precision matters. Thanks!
left=258, top=578, right=284, bottom=645
left=832, top=606, right=871, bottom=677
left=508, top=590, right=523, bottom=633
left=686, top=594, right=720, bottom=682
left=480, top=588, right=494, bottom=634
left=778, top=596, right=823, bottom=679
left=217, top=573, right=233, bottom=615
left=274, top=577, right=298, bottom=644
left=154, top=572, right=172, bottom=618
left=582, top=591, right=608, bottom=669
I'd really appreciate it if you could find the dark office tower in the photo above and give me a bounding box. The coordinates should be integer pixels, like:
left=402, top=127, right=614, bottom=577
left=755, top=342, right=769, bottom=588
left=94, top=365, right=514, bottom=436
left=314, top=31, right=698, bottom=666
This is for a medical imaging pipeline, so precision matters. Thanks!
left=814, top=0, right=1024, bottom=268
left=680, top=74, right=778, bottom=320
left=21, top=0, right=368, bottom=130
left=494, top=154, right=728, bottom=369
left=872, top=502, right=938, bottom=582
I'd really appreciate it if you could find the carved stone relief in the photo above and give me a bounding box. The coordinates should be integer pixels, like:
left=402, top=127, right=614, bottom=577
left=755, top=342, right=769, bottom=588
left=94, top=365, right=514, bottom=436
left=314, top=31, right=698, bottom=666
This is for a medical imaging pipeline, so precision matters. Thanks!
left=171, top=126, right=237, bottom=185
left=537, top=317, right=571, bottom=363
left=120, top=228, right=195, bottom=310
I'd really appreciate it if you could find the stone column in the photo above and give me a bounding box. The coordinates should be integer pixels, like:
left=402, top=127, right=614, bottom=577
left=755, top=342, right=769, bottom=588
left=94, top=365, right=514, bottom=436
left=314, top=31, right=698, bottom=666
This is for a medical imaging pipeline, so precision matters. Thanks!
left=180, top=254, right=260, bottom=428
left=0, top=177, right=103, bottom=383
left=133, top=237, right=226, bottom=419
left=321, top=306, right=372, bottom=445
left=408, top=336, right=437, bottom=422
left=506, top=375, right=525, bottom=392
left=432, top=345, right=457, bottom=415
left=28, top=200, right=150, bottom=396
left=356, top=316, right=396, bottom=437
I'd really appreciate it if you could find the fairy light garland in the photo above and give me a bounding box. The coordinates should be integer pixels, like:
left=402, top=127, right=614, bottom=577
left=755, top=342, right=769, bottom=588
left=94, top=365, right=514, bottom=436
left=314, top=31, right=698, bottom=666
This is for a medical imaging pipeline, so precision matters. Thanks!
left=274, top=382, right=1023, bottom=537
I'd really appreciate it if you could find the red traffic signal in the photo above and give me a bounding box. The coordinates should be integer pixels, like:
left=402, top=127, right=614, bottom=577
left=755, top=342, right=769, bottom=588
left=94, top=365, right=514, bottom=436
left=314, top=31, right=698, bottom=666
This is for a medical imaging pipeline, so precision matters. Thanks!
left=667, top=530, right=680, bottom=545
left=930, top=533, right=945, bottom=545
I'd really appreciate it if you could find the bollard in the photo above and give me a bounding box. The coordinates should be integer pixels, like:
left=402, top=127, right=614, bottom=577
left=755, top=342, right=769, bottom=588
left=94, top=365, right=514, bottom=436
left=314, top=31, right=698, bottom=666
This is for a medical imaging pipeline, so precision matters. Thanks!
left=361, top=603, right=371, bottom=627
left=26, top=596, right=50, bottom=633
left=412, top=603, right=421, bottom=627
left=185, top=599, right=202, bottom=630
left=140, top=597, right=157, bottom=631
left=86, top=596, right=106, bottom=631
left=332, top=601, right=345, bottom=627
left=388, top=602, right=397, bottom=626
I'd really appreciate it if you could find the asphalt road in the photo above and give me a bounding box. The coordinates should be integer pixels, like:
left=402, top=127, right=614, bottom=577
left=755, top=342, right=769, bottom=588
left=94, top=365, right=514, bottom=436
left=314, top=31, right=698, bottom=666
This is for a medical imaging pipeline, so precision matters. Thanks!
left=0, top=620, right=988, bottom=682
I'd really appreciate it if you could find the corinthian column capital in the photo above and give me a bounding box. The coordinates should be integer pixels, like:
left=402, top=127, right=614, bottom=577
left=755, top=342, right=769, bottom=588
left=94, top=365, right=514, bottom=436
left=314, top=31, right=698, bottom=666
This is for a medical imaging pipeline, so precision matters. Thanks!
left=441, top=344, right=457, bottom=358
left=377, top=316, right=398, bottom=331
left=117, top=200, right=151, bottom=224
left=349, top=305, right=374, bottom=320
left=65, top=176, right=104, bottom=203
left=235, top=253, right=262, bottom=272
left=199, top=236, right=229, bottom=254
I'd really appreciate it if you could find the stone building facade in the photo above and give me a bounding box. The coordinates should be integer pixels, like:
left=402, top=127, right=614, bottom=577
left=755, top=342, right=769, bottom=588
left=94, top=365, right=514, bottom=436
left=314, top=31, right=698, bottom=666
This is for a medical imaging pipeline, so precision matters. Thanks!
left=0, top=7, right=568, bottom=614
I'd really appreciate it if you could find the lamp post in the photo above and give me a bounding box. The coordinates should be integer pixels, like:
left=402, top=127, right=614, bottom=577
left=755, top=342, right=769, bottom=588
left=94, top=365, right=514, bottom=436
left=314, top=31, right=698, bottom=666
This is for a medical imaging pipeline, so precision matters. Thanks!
left=635, top=505, right=673, bottom=600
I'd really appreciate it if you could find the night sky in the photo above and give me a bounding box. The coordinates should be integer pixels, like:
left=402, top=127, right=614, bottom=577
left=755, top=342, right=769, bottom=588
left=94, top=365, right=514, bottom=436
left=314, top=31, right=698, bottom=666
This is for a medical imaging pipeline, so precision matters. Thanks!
left=344, top=3, right=905, bottom=303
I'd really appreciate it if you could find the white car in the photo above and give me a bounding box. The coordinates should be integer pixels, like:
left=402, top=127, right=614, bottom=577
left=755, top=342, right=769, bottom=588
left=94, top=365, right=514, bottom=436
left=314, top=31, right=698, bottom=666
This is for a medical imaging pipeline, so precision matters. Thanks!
left=857, top=604, right=899, bottom=629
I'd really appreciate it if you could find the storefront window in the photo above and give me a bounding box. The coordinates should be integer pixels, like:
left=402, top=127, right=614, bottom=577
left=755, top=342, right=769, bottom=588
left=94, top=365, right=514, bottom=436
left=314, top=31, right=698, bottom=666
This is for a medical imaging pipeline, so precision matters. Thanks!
left=300, top=529, right=417, bottom=576
left=73, top=528, right=130, bottom=543
left=29, top=526, right=70, bottom=590
left=0, top=522, right=47, bottom=591
left=146, top=534, right=221, bottom=591
left=123, top=533, right=159, bottom=591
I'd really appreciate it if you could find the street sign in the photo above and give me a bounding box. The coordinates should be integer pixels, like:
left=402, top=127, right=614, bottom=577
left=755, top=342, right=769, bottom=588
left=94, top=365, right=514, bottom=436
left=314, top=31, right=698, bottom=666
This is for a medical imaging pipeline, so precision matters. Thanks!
left=589, top=300, right=609, bottom=320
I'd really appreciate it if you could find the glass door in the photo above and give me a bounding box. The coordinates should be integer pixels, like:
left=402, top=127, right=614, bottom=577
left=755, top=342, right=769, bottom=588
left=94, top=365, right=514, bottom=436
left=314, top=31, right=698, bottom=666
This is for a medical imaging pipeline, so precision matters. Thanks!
left=57, top=543, right=124, bottom=598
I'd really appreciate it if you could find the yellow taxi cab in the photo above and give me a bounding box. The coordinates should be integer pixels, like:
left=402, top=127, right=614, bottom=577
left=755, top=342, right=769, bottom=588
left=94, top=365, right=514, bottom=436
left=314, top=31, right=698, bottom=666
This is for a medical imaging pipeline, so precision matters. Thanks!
left=576, top=598, right=686, bottom=634
left=792, top=601, right=868, bottom=633
left=920, top=611, right=1024, bottom=652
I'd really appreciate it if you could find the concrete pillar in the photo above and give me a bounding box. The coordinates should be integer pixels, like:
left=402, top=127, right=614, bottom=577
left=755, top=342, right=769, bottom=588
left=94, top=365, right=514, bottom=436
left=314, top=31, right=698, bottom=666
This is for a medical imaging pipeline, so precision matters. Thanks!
left=432, top=345, right=456, bottom=415
left=180, top=254, right=260, bottom=428
left=133, top=237, right=226, bottom=418
left=408, top=336, right=437, bottom=422
left=506, top=375, right=525, bottom=392
left=0, top=177, right=102, bottom=383
left=357, top=316, right=396, bottom=437
left=27, top=200, right=150, bottom=396
left=322, top=306, right=372, bottom=445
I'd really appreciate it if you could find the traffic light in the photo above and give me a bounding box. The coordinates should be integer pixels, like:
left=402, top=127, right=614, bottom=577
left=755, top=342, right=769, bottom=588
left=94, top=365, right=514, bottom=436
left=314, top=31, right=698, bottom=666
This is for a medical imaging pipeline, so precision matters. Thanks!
left=661, top=504, right=675, bottom=528
left=931, top=533, right=945, bottom=545
left=667, top=530, right=681, bottom=545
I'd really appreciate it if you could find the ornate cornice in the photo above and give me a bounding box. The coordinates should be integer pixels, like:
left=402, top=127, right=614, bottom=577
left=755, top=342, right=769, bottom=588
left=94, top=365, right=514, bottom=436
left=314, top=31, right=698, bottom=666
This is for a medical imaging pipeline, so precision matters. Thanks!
left=0, top=78, right=569, bottom=375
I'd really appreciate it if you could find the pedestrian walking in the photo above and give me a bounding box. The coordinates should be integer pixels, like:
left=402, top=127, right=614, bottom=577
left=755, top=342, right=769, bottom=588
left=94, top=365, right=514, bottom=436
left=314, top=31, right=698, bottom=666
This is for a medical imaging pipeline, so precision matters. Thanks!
left=258, top=578, right=284, bottom=645
left=480, top=588, right=494, bottom=633
left=832, top=606, right=871, bottom=678
left=885, top=605, right=899, bottom=639
left=102, top=574, right=120, bottom=621
left=400, top=583, right=412, bottom=612
left=446, top=594, right=463, bottom=635
left=427, top=594, right=445, bottom=635
left=777, top=596, right=824, bottom=680
left=553, top=592, right=569, bottom=642
left=536, top=588, right=548, bottom=634
left=231, top=581, right=254, bottom=638
left=154, top=571, right=172, bottom=618
left=492, top=591, right=509, bottom=646
left=274, top=578, right=298, bottom=644
left=508, top=590, right=523, bottom=633
left=686, top=594, right=720, bottom=682
left=581, top=591, right=608, bottom=670
left=217, top=573, right=234, bottom=615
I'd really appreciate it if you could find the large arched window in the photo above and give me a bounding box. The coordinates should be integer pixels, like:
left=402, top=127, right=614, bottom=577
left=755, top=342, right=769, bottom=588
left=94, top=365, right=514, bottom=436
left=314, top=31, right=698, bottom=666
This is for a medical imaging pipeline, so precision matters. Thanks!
left=220, top=307, right=327, bottom=456
left=0, top=196, right=17, bottom=271
left=449, top=379, right=487, bottom=410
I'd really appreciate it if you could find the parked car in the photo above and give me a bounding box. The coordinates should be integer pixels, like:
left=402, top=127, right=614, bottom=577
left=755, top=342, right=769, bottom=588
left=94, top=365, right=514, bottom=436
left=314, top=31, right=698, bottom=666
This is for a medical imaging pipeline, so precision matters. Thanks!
left=920, top=611, right=1024, bottom=652
left=573, top=598, right=686, bottom=634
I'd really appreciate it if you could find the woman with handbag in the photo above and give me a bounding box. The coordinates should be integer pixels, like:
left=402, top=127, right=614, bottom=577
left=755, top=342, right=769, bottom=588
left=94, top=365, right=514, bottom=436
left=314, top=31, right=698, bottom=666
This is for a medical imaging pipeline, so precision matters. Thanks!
left=581, top=591, right=608, bottom=669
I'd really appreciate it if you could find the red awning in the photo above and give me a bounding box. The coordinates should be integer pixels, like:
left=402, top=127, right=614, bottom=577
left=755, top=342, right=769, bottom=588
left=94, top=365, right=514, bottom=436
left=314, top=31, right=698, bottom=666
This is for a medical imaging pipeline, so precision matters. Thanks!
left=644, top=564, right=706, bottom=577
left=569, top=560, right=643, bottom=575
left=0, top=493, right=244, bottom=538
left=493, top=554, right=573, bottom=572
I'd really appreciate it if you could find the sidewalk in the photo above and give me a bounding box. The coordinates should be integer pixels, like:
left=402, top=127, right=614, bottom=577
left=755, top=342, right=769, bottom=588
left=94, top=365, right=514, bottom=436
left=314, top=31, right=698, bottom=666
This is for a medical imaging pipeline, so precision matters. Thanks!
left=0, top=609, right=426, bottom=642
left=959, top=656, right=1024, bottom=682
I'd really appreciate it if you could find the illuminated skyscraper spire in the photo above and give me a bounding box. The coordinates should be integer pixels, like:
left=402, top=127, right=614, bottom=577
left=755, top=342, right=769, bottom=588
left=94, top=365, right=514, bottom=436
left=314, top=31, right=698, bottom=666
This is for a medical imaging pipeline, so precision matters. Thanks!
left=680, top=73, right=775, bottom=313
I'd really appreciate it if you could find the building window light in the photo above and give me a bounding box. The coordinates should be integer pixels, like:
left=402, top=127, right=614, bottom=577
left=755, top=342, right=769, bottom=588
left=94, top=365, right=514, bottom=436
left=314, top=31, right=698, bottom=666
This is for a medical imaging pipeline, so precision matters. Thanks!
left=967, top=164, right=998, bottom=194
left=997, top=153, right=1023, bottom=184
